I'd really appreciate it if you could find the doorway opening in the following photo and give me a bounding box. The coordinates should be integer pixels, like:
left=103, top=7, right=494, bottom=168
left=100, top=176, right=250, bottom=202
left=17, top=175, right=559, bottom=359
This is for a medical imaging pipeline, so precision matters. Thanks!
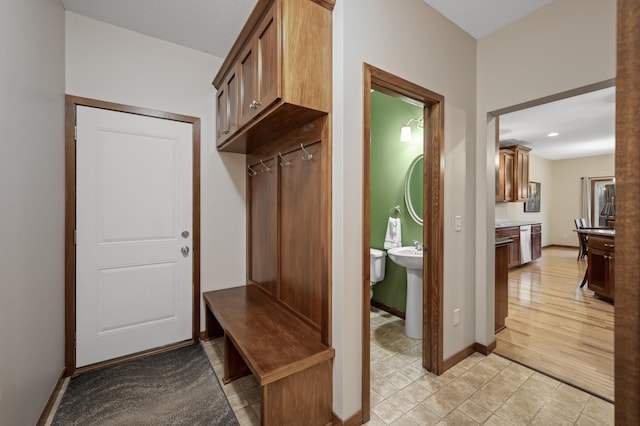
left=490, top=80, right=616, bottom=401
left=362, top=64, right=444, bottom=422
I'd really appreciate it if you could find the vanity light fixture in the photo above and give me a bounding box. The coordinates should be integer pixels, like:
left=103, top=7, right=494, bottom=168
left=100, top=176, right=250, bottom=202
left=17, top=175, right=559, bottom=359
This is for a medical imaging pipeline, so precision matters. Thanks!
left=547, top=132, right=559, bottom=137
left=400, top=117, right=424, bottom=142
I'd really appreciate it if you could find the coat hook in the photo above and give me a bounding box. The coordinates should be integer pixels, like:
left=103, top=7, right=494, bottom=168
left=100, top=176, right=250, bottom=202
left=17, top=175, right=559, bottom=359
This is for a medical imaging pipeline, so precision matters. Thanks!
left=279, top=152, right=292, bottom=167
left=247, top=164, right=258, bottom=177
left=300, top=143, right=313, bottom=161
left=260, top=158, right=273, bottom=173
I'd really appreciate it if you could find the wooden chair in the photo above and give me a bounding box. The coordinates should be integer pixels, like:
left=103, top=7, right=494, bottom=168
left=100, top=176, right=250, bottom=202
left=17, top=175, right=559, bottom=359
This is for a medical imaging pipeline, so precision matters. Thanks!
left=574, top=218, right=588, bottom=260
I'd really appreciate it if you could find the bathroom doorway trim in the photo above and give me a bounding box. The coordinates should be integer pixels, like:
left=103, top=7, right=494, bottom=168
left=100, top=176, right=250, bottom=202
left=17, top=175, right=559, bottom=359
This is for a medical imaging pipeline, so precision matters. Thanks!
left=362, top=63, right=444, bottom=423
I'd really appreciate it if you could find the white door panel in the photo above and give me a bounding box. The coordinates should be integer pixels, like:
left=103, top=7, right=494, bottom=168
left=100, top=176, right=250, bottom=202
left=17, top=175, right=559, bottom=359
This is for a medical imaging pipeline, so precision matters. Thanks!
left=76, top=106, right=192, bottom=367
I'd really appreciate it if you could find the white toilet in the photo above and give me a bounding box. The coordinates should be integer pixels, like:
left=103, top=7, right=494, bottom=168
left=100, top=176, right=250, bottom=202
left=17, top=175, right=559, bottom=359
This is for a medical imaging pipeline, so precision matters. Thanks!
left=370, top=248, right=387, bottom=299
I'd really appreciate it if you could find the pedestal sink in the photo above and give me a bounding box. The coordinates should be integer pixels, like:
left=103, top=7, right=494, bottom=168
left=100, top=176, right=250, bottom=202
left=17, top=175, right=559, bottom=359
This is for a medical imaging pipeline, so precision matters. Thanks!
left=387, top=246, right=423, bottom=339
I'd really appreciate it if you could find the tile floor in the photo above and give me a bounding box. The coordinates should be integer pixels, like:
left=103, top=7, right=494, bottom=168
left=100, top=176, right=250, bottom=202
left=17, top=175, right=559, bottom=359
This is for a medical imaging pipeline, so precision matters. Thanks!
left=202, top=306, right=614, bottom=426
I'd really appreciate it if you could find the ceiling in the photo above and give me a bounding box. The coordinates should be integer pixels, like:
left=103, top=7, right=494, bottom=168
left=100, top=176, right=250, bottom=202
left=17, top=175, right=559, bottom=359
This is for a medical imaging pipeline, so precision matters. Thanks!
left=62, top=0, right=611, bottom=161
left=499, top=86, right=616, bottom=161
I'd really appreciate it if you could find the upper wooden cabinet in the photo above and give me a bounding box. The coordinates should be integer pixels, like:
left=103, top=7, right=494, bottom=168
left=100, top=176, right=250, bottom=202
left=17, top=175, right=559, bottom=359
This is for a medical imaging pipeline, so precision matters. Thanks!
left=496, top=144, right=530, bottom=202
left=213, top=0, right=334, bottom=153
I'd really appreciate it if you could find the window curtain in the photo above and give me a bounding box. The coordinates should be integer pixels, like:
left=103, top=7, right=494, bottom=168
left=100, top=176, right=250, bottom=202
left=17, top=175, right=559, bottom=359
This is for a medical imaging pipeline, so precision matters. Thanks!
left=581, top=177, right=592, bottom=226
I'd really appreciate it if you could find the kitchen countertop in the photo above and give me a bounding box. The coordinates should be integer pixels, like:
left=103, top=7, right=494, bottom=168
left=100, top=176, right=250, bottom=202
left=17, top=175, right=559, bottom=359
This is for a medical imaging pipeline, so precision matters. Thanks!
left=574, top=228, right=615, bottom=237
left=495, top=220, right=542, bottom=229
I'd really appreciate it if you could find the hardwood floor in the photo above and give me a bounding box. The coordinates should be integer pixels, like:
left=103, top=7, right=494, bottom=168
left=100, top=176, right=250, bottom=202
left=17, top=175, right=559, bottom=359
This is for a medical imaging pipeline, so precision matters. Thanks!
left=495, top=246, right=614, bottom=402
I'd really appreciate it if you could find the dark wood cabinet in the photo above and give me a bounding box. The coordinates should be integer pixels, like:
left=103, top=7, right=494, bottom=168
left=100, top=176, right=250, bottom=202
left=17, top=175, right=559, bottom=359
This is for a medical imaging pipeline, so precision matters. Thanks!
left=496, top=145, right=530, bottom=202
left=496, top=226, right=521, bottom=268
left=216, top=66, right=239, bottom=143
left=495, top=239, right=511, bottom=333
left=531, top=224, right=542, bottom=261
left=213, top=0, right=332, bottom=153
left=514, top=145, right=531, bottom=201
left=587, top=236, right=615, bottom=302
left=496, top=148, right=514, bottom=202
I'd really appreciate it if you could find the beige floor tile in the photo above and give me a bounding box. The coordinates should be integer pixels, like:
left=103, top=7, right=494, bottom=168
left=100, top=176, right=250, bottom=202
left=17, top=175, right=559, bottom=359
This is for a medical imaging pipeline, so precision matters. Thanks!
left=372, top=374, right=404, bottom=398
left=415, top=372, right=452, bottom=393
left=494, top=401, right=536, bottom=426
left=581, top=396, right=614, bottom=425
left=371, top=389, right=385, bottom=406
left=364, top=413, right=387, bottom=426
left=505, top=387, right=550, bottom=417
left=458, top=400, right=493, bottom=423
left=396, top=381, right=432, bottom=404
left=391, top=414, right=420, bottom=425
left=406, top=402, right=441, bottom=425
left=437, top=409, right=480, bottom=426
left=386, top=370, right=414, bottom=390
left=551, top=383, right=591, bottom=409
left=372, top=399, right=405, bottom=424
left=532, top=399, right=581, bottom=424
left=481, top=378, right=519, bottom=401
left=520, top=376, right=560, bottom=397
left=386, top=388, right=420, bottom=413
left=234, top=406, right=260, bottom=426
left=500, top=362, right=534, bottom=383
left=576, top=413, right=611, bottom=426
left=423, top=388, right=463, bottom=417
left=227, top=392, right=251, bottom=411
left=469, top=389, right=505, bottom=412
left=484, top=414, right=514, bottom=426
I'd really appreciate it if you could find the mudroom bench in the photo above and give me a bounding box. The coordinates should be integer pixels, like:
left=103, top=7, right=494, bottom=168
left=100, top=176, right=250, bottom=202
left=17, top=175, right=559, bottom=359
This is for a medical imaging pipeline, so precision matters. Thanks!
left=203, top=285, right=334, bottom=426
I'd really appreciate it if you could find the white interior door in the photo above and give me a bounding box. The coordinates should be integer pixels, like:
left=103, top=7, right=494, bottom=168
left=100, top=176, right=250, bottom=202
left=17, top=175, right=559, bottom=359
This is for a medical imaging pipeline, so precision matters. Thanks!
left=75, top=106, right=193, bottom=368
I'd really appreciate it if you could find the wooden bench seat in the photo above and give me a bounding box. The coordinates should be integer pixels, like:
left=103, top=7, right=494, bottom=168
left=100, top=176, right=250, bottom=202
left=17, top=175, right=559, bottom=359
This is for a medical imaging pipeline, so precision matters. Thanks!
left=203, top=284, right=334, bottom=426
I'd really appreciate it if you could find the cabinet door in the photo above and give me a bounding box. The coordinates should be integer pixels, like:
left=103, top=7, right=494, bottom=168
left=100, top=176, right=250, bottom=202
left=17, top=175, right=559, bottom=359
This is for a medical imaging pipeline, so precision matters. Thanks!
left=588, top=248, right=610, bottom=297
left=531, top=231, right=541, bottom=260
left=216, top=86, right=227, bottom=143
left=255, top=3, right=280, bottom=112
left=515, top=148, right=529, bottom=201
left=508, top=234, right=521, bottom=268
left=503, top=151, right=514, bottom=202
left=238, top=42, right=256, bottom=126
left=216, top=68, right=239, bottom=145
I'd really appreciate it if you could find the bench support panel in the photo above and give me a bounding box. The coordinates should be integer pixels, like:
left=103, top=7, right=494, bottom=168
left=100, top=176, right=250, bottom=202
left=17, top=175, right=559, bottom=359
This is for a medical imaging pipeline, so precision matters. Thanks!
left=204, top=302, right=224, bottom=340
left=262, top=359, right=332, bottom=426
left=224, top=334, right=252, bottom=384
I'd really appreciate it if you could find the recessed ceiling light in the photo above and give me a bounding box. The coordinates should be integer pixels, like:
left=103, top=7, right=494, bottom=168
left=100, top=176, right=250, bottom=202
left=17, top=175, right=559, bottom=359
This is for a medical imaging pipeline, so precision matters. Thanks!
left=547, top=132, right=559, bottom=137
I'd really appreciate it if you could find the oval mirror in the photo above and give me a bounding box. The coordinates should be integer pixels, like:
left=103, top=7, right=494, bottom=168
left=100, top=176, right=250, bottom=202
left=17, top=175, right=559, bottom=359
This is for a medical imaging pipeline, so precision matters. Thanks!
left=405, top=154, right=424, bottom=225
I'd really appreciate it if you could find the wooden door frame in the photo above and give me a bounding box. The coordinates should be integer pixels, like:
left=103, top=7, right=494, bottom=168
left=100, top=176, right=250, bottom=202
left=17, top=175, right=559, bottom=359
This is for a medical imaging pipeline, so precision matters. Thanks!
left=64, top=96, right=201, bottom=376
left=615, top=0, right=640, bottom=422
left=362, top=64, right=445, bottom=423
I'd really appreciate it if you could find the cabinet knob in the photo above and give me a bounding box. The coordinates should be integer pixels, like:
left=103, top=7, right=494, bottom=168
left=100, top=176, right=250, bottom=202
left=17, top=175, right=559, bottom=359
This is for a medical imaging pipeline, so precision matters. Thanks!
left=222, top=129, right=230, bottom=135
left=249, top=100, right=261, bottom=110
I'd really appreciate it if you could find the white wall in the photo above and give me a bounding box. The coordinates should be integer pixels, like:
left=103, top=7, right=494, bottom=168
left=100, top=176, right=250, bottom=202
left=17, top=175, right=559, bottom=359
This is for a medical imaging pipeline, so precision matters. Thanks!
left=0, top=0, right=65, bottom=424
left=476, top=0, right=616, bottom=353
left=332, top=0, right=477, bottom=418
left=65, top=12, right=247, bottom=329
left=495, top=153, right=553, bottom=246
left=550, top=154, right=615, bottom=246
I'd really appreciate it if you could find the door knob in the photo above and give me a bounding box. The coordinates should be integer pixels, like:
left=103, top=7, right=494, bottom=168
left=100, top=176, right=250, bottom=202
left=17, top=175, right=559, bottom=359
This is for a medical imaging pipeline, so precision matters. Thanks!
left=181, top=230, right=189, bottom=238
left=181, top=246, right=190, bottom=257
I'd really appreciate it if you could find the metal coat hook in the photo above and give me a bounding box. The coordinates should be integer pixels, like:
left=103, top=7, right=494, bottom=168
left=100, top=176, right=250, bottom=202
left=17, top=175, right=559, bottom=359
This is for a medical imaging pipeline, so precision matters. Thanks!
left=260, top=158, right=273, bottom=173
left=247, top=164, right=258, bottom=177
left=278, top=152, right=292, bottom=167
left=300, top=143, right=313, bottom=161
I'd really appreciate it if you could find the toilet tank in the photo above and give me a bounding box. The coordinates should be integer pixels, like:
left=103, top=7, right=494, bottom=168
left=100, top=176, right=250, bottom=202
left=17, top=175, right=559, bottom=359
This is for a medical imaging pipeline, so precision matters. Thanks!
left=370, top=248, right=387, bottom=283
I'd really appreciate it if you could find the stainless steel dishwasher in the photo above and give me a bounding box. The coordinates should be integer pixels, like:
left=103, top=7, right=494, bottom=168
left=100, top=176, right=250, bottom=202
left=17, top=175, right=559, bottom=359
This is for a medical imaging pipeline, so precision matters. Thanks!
left=520, top=225, right=532, bottom=264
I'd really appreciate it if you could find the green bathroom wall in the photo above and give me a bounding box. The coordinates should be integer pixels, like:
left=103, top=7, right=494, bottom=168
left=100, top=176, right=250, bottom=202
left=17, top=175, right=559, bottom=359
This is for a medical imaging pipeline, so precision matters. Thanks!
left=370, top=91, right=424, bottom=314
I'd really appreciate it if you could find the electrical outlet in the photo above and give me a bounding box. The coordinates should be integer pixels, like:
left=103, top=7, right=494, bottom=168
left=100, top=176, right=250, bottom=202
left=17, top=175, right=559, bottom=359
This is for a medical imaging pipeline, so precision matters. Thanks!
left=453, top=308, right=461, bottom=326
left=455, top=216, right=462, bottom=232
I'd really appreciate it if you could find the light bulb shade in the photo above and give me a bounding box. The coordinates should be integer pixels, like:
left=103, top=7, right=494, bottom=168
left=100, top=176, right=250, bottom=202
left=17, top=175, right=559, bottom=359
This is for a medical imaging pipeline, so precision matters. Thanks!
left=400, top=126, right=412, bottom=142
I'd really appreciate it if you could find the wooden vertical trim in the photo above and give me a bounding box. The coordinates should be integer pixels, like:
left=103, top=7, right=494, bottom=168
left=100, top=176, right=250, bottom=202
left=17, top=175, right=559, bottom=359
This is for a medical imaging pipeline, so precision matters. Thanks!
left=192, top=119, right=201, bottom=341
left=362, top=63, right=445, bottom=421
left=64, top=96, right=201, bottom=376
left=361, top=65, right=372, bottom=425
left=321, top=116, right=333, bottom=346
left=615, top=0, right=640, bottom=423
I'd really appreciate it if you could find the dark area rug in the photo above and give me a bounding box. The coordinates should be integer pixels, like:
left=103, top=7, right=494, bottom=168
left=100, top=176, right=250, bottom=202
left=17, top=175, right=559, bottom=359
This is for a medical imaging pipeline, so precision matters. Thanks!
left=52, top=344, right=238, bottom=426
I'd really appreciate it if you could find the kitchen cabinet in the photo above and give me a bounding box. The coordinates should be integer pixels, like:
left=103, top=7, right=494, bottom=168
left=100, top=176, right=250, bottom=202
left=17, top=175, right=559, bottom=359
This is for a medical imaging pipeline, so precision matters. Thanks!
left=496, top=145, right=530, bottom=202
left=513, top=145, right=531, bottom=201
left=496, top=148, right=514, bottom=202
left=213, top=0, right=333, bottom=153
left=531, top=224, right=542, bottom=261
left=495, top=238, right=512, bottom=333
left=216, top=66, right=239, bottom=143
left=587, top=235, right=615, bottom=302
left=495, top=226, right=521, bottom=268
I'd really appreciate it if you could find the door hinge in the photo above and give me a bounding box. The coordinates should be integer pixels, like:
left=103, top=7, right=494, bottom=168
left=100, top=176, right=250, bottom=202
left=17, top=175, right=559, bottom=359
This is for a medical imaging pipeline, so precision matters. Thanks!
left=74, top=126, right=77, bottom=141
left=74, top=336, right=76, bottom=349
left=74, top=229, right=77, bottom=245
